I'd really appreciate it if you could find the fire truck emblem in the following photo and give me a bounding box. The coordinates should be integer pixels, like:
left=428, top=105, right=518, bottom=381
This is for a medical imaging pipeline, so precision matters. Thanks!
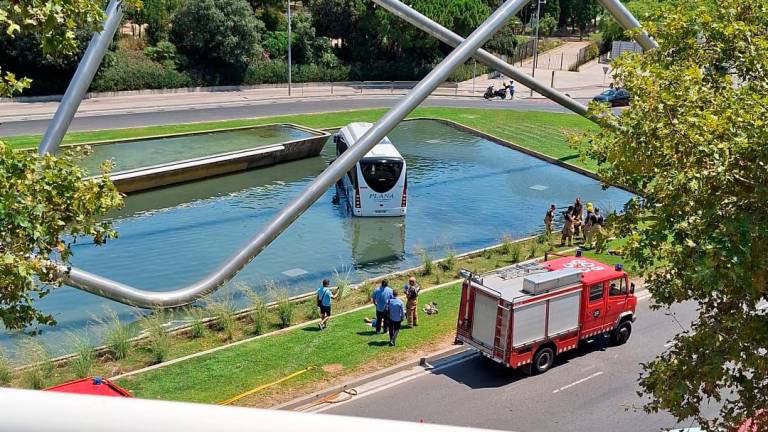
left=562, top=259, right=605, bottom=273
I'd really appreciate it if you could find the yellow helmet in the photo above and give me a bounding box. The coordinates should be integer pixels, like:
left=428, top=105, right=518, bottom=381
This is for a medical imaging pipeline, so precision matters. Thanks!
left=587, top=202, right=594, bottom=212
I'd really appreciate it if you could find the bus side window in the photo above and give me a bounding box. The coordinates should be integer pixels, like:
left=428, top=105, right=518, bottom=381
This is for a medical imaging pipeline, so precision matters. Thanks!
left=609, top=278, right=626, bottom=296
left=589, top=283, right=604, bottom=302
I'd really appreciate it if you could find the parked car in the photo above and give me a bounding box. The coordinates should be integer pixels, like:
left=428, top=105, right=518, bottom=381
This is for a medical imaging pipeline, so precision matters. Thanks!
left=593, top=88, right=631, bottom=107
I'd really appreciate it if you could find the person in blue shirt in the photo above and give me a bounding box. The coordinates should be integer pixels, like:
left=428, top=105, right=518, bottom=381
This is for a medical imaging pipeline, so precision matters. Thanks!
left=371, top=279, right=393, bottom=334
left=316, top=279, right=337, bottom=330
left=387, top=289, right=406, bottom=346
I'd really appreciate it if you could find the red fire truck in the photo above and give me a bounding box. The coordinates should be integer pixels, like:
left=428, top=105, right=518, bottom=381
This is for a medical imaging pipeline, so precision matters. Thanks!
left=456, top=254, right=637, bottom=374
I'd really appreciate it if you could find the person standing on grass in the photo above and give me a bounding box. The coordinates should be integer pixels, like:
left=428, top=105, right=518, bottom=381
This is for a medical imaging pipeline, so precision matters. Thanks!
left=387, top=289, right=405, bottom=346
left=572, top=198, right=584, bottom=238
left=316, top=279, right=337, bottom=330
left=403, top=276, right=421, bottom=327
left=593, top=208, right=607, bottom=252
left=544, top=204, right=556, bottom=240
left=561, top=205, right=575, bottom=246
left=372, top=279, right=393, bottom=334
left=584, top=203, right=596, bottom=248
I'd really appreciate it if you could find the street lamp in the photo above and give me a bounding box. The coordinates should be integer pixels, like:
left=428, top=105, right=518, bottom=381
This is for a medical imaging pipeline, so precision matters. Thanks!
left=530, top=0, right=545, bottom=96
left=287, top=0, right=292, bottom=96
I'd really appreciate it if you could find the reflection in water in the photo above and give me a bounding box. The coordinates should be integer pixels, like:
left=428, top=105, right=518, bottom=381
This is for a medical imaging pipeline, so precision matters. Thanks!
left=337, top=196, right=406, bottom=266
left=2, top=119, right=635, bottom=354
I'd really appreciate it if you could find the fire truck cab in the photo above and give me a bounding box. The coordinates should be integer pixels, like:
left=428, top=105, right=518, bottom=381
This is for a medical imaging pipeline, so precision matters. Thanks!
left=456, top=255, right=637, bottom=374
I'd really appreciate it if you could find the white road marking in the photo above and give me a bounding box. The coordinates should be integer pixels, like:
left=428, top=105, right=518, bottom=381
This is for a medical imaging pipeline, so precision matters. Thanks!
left=306, top=352, right=478, bottom=413
left=552, top=371, right=604, bottom=394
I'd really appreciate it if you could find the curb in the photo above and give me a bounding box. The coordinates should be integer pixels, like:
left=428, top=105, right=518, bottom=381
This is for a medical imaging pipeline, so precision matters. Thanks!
left=273, top=344, right=468, bottom=411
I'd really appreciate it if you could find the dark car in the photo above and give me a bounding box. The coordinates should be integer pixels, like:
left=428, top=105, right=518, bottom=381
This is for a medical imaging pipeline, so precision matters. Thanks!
left=593, top=88, right=630, bottom=107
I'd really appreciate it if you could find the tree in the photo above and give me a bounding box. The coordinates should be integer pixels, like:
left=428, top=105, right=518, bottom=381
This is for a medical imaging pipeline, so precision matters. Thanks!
left=170, top=0, right=265, bottom=82
left=597, top=0, right=664, bottom=48
left=579, top=0, right=768, bottom=429
left=539, top=14, right=557, bottom=37
left=0, top=0, right=125, bottom=329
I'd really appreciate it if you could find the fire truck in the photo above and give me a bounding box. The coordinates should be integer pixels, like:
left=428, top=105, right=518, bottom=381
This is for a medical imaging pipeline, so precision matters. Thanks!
left=456, top=254, right=637, bottom=374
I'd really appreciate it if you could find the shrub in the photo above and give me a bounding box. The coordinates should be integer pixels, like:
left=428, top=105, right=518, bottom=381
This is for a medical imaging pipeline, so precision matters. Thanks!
left=501, top=234, right=515, bottom=255
left=419, top=248, right=434, bottom=276
left=441, top=248, right=457, bottom=272
left=144, top=41, right=178, bottom=65
left=446, top=62, right=489, bottom=82
left=206, top=297, right=237, bottom=341
left=91, top=48, right=194, bottom=92
left=19, top=339, right=53, bottom=389
left=509, top=243, right=522, bottom=263
left=0, top=348, right=12, bottom=385
left=170, top=0, right=264, bottom=79
left=245, top=292, right=269, bottom=335
left=528, top=243, right=540, bottom=259
left=305, top=301, right=320, bottom=320
left=140, top=311, right=170, bottom=364
left=358, top=277, right=374, bottom=299
left=482, top=247, right=493, bottom=259
left=68, top=332, right=96, bottom=378
left=243, top=60, right=351, bottom=85
left=102, top=311, right=136, bottom=361
left=275, top=290, right=295, bottom=329
left=186, top=306, right=207, bottom=339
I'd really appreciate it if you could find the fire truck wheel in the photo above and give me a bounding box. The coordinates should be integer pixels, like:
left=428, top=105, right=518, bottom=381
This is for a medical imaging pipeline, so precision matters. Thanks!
left=611, top=322, right=632, bottom=345
left=533, top=346, right=555, bottom=374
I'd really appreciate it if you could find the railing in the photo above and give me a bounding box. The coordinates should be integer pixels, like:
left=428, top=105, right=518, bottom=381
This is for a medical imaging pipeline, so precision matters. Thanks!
left=0, top=388, right=498, bottom=432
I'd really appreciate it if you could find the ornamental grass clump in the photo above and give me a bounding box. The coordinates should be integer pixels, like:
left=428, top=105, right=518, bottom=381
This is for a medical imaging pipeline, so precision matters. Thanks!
left=245, top=291, right=269, bottom=335
left=0, top=348, right=12, bottom=385
left=102, top=310, right=136, bottom=361
left=206, top=297, right=237, bottom=341
left=68, top=332, right=96, bottom=378
left=20, top=338, right=53, bottom=389
left=419, top=248, right=434, bottom=276
left=274, top=289, right=295, bottom=329
left=140, top=311, right=170, bottom=364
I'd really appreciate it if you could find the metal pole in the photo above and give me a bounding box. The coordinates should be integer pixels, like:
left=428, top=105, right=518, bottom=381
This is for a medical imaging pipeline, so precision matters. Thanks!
left=596, top=0, right=658, bottom=51
left=374, top=0, right=590, bottom=117
left=38, top=0, right=123, bottom=155
left=58, top=0, right=529, bottom=308
left=530, top=0, right=541, bottom=96
left=472, top=59, right=476, bottom=95
left=287, top=0, right=292, bottom=96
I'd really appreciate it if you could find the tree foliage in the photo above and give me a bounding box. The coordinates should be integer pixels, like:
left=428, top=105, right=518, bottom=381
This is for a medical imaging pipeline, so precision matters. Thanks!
left=0, top=0, right=125, bottom=330
left=170, top=0, right=265, bottom=81
left=579, top=0, right=768, bottom=429
left=0, top=145, right=123, bottom=330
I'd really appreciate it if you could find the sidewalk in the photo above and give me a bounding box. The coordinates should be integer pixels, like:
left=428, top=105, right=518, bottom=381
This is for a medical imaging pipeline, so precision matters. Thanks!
left=457, top=41, right=613, bottom=100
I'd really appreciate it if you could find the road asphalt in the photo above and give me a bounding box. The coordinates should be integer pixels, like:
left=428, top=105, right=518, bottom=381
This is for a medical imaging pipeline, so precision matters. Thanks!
left=0, top=95, right=583, bottom=137
left=317, top=298, right=716, bottom=431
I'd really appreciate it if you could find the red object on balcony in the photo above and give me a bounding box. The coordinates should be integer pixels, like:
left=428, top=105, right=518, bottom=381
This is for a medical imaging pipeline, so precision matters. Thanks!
left=44, top=377, right=132, bottom=397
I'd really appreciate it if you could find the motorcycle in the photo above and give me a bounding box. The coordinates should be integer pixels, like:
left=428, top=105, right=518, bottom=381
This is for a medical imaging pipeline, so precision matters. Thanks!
left=483, top=83, right=509, bottom=100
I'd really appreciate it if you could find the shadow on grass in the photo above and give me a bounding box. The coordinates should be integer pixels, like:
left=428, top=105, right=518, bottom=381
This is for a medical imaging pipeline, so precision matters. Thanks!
left=302, top=326, right=322, bottom=332
left=368, top=341, right=390, bottom=347
left=357, top=330, right=377, bottom=336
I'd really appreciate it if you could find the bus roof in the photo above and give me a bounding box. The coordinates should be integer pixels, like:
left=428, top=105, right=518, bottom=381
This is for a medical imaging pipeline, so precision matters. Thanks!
left=340, top=122, right=403, bottom=160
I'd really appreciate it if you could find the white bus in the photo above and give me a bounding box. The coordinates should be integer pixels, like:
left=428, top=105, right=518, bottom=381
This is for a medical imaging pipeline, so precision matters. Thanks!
left=334, top=122, right=407, bottom=217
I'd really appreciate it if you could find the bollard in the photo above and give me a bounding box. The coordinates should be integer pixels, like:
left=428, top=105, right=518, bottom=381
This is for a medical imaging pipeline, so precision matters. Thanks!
left=551, top=70, right=555, bottom=88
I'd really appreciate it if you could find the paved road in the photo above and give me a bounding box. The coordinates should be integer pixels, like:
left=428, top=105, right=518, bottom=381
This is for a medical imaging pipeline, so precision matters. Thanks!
left=320, top=299, right=714, bottom=431
left=0, top=95, right=583, bottom=136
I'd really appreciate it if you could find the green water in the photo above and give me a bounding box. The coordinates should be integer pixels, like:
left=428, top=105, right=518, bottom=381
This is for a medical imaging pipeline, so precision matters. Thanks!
left=78, top=124, right=316, bottom=174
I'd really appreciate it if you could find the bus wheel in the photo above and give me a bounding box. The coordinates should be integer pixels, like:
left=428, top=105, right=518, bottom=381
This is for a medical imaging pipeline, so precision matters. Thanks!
left=611, top=322, right=632, bottom=345
left=533, top=346, right=555, bottom=374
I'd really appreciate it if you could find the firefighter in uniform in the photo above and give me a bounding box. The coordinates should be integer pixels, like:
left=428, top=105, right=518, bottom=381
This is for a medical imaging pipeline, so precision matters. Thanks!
left=403, top=276, right=421, bottom=327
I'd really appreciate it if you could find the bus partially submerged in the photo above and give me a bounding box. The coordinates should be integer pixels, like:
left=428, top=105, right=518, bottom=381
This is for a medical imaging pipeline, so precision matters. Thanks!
left=334, top=122, right=407, bottom=217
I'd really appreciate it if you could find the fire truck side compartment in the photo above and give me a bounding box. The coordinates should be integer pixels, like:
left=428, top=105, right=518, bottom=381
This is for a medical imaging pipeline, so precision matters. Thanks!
left=512, top=301, right=547, bottom=346
left=471, top=291, right=499, bottom=349
left=546, top=290, right=582, bottom=335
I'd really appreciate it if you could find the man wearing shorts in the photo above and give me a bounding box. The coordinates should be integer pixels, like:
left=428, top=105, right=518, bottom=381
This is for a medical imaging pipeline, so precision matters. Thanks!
left=316, top=279, right=337, bottom=330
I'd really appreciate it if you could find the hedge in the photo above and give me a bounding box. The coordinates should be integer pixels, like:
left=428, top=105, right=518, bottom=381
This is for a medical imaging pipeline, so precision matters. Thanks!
left=91, top=49, right=195, bottom=92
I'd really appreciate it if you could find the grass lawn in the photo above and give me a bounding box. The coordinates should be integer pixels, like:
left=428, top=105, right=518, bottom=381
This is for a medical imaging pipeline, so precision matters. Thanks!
left=117, top=283, right=462, bottom=404
left=3, top=107, right=597, bottom=170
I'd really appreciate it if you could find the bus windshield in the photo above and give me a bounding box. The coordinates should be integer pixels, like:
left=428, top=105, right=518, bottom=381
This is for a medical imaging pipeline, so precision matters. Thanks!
left=360, top=159, right=403, bottom=193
